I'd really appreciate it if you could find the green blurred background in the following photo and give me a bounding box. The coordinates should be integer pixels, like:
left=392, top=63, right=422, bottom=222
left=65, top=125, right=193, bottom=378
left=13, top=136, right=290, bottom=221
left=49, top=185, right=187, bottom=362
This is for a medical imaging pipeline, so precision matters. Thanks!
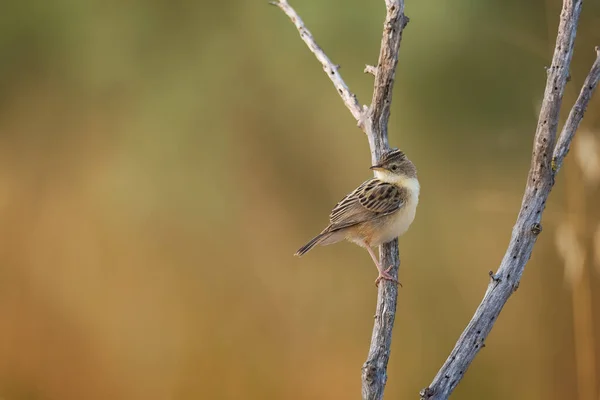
left=1, top=0, right=600, bottom=399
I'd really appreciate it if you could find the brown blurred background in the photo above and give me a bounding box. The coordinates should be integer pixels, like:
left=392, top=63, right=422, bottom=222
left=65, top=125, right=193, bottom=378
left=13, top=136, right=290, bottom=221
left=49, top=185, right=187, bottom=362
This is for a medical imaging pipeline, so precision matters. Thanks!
left=0, top=0, right=599, bottom=399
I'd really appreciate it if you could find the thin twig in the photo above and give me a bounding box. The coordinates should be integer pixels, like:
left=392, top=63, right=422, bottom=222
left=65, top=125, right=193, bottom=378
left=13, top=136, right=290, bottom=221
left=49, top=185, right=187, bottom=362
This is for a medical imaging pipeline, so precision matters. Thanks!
left=552, top=47, right=600, bottom=174
left=420, top=1, right=600, bottom=399
left=269, top=0, right=364, bottom=123
left=364, top=65, right=378, bottom=76
left=272, top=1, right=408, bottom=399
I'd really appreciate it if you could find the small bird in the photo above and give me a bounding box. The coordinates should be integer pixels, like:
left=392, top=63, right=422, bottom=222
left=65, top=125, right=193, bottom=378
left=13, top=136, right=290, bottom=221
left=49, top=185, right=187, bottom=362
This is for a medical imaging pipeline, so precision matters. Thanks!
left=295, top=148, right=420, bottom=286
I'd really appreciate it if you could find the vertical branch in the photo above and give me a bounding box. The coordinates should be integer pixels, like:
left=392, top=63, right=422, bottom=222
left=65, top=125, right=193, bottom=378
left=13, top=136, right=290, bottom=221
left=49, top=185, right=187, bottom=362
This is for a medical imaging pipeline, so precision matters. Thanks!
left=368, top=0, right=409, bottom=162
left=272, top=1, right=409, bottom=399
left=361, top=241, right=400, bottom=400
left=362, top=1, right=408, bottom=399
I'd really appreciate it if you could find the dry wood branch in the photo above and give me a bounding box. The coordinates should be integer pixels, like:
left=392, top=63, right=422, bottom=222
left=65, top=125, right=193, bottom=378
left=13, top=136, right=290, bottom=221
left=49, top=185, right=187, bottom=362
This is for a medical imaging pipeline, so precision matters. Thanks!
left=420, top=1, right=600, bottom=399
left=272, top=1, right=408, bottom=399
left=269, top=0, right=364, bottom=123
left=369, top=0, right=409, bottom=160
left=361, top=3, right=408, bottom=400
left=552, top=47, right=600, bottom=175
left=365, top=65, right=378, bottom=76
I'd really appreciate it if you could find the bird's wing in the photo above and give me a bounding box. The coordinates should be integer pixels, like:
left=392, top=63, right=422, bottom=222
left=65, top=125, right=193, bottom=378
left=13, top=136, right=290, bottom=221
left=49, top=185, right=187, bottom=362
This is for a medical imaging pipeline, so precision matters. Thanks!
left=328, top=179, right=405, bottom=230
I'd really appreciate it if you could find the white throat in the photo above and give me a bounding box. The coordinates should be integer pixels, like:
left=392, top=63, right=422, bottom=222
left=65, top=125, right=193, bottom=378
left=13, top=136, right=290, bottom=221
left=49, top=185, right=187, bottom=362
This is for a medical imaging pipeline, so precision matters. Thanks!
left=375, top=170, right=419, bottom=190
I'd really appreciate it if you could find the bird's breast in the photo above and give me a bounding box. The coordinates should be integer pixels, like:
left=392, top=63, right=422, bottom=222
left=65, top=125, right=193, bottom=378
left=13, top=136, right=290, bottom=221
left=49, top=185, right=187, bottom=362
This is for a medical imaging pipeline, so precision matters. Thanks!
left=371, top=180, right=419, bottom=246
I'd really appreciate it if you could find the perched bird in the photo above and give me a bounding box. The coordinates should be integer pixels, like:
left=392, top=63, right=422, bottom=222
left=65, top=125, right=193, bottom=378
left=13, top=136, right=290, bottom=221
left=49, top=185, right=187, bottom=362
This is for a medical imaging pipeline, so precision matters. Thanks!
left=295, top=149, right=420, bottom=286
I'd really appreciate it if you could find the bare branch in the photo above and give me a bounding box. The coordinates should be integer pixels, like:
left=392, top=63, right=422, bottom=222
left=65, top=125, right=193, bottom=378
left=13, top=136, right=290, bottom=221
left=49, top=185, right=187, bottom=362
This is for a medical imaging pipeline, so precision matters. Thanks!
left=420, top=1, right=594, bottom=399
left=361, top=2, right=408, bottom=400
left=369, top=0, right=409, bottom=161
left=362, top=243, right=401, bottom=400
left=552, top=47, right=600, bottom=175
left=272, top=1, right=409, bottom=399
left=270, top=0, right=364, bottom=123
left=364, top=65, right=378, bottom=76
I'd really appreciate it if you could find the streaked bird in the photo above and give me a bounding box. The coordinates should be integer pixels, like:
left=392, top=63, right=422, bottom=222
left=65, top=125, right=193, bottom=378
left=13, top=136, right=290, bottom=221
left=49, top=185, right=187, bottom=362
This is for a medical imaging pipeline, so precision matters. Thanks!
left=295, top=149, right=420, bottom=286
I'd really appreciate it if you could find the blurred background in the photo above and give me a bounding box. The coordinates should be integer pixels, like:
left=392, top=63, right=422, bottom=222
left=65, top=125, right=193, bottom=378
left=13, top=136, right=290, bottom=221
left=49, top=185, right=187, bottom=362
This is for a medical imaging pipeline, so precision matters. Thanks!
left=0, top=0, right=599, bottom=399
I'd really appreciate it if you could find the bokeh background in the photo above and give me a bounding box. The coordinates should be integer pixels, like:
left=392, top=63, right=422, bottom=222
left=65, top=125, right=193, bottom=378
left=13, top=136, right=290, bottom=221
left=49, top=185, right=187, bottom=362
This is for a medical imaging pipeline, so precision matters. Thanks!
left=1, top=0, right=600, bottom=399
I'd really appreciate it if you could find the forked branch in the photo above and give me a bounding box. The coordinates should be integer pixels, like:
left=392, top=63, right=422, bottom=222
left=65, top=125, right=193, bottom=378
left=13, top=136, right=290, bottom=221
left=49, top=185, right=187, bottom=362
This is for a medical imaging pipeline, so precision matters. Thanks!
left=552, top=46, right=600, bottom=174
left=420, top=1, right=600, bottom=398
left=271, top=1, right=408, bottom=399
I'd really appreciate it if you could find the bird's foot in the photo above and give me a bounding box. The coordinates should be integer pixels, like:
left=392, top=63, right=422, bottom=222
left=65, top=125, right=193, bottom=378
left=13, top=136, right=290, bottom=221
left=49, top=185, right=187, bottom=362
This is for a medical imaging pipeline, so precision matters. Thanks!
left=375, top=267, right=402, bottom=287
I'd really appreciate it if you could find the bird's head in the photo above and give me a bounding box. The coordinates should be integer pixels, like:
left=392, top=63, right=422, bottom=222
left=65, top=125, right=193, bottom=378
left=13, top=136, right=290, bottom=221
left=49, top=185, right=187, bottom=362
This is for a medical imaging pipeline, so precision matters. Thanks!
left=369, top=148, right=417, bottom=183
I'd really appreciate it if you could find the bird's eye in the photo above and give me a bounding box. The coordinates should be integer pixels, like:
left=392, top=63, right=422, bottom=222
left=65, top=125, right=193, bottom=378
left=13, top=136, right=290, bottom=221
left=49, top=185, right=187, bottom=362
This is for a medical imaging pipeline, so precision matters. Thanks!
left=390, top=165, right=398, bottom=171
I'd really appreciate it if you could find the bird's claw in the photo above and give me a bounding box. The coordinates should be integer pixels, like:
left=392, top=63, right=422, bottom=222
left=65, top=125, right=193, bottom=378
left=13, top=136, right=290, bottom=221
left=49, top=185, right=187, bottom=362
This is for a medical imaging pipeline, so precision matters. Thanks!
left=375, top=267, right=402, bottom=287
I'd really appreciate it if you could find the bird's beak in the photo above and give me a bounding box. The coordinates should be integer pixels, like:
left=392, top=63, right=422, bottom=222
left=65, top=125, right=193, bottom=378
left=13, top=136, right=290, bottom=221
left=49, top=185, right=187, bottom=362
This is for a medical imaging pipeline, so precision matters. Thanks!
left=370, top=165, right=385, bottom=171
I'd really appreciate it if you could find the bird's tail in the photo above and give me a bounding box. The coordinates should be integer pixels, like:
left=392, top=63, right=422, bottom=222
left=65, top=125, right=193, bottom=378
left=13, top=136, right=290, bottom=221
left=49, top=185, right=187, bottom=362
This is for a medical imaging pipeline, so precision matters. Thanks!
left=295, top=231, right=333, bottom=256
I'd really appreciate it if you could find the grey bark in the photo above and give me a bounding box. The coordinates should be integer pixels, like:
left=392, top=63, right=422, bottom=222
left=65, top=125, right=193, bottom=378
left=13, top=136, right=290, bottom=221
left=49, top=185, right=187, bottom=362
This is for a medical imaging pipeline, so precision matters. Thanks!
left=271, top=1, right=408, bottom=399
left=420, top=1, right=600, bottom=399
left=552, top=47, right=600, bottom=173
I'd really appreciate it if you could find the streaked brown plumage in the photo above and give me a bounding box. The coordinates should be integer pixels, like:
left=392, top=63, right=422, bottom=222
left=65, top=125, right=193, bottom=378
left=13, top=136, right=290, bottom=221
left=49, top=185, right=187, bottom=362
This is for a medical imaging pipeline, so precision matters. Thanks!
left=295, top=149, right=420, bottom=286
